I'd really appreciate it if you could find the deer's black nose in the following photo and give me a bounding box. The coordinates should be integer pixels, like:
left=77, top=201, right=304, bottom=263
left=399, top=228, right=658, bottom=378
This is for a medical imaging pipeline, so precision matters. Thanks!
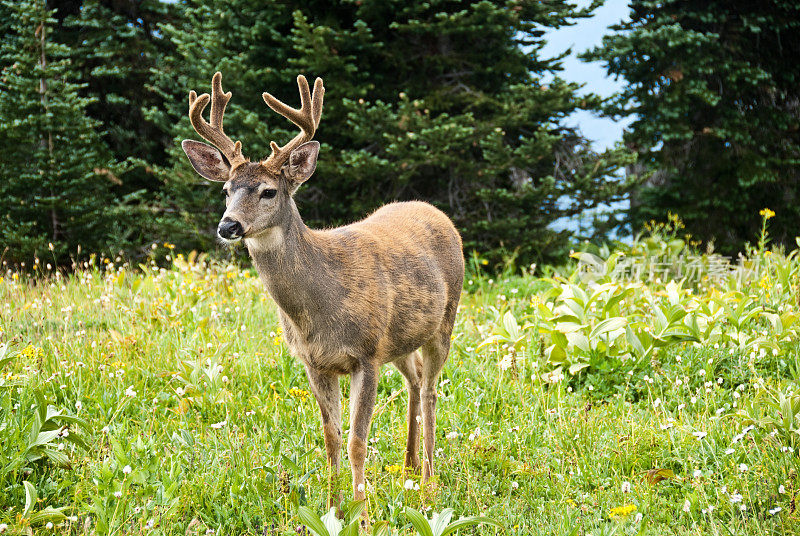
left=218, top=219, right=244, bottom=239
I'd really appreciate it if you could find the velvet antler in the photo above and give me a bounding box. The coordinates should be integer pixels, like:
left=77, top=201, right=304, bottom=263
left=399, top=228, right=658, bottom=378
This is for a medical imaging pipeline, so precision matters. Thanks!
left=261, top=75, right=324, bottom=173
left=188, top=72, right=247, bottom=169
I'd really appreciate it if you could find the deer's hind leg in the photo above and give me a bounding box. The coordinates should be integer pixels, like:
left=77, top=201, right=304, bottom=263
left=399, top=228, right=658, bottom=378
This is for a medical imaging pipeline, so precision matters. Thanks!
left=420, top=328, right=452, bottom=482
left=393, top=350, right=423, bottom=473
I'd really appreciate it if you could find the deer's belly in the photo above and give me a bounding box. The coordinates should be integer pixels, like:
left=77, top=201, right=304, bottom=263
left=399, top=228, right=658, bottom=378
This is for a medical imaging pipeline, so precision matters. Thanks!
left=279, top=313, right=362, bottom=374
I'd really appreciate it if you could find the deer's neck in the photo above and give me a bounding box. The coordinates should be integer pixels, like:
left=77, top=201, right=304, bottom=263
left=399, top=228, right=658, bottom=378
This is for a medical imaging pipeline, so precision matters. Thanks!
left=245, top=201, right=331, bottom=330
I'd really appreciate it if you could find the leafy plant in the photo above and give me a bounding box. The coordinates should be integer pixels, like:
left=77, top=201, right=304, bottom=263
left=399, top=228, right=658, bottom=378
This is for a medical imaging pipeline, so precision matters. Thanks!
left=298, top=501, right=388, bottom=536
left=403, top=507, right=502, bottom=536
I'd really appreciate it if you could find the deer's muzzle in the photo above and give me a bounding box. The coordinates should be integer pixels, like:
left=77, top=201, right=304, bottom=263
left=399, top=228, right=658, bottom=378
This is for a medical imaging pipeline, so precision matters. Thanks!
left=218, top=218, right=244, bottom=240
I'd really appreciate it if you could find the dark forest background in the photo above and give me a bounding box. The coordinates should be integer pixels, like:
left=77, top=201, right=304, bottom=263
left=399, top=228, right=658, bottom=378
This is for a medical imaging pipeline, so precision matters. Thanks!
left=1, top=0, right=798, bottom=268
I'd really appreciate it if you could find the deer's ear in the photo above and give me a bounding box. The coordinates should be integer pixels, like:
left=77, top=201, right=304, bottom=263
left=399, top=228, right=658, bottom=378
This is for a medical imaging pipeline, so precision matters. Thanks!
left=182, top=140, right=230, bottom=182
left=286, top=141, right=320, bottom=192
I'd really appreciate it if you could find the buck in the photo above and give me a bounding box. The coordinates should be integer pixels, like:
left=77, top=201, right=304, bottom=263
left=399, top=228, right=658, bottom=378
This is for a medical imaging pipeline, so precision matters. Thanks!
left=181, top=73, right=464, bottom=509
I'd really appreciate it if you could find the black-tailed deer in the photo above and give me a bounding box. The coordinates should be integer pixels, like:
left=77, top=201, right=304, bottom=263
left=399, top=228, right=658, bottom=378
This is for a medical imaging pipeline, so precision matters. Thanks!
left=181, top=73, right=464, bottom=510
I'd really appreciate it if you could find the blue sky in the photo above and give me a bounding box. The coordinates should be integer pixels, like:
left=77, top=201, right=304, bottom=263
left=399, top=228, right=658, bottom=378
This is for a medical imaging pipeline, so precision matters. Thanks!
left=541, top=0, right=631, bottom=150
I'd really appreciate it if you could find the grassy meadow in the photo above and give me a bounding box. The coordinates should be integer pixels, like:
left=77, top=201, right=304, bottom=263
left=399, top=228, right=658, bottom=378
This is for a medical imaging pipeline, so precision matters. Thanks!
left=1, top=216, right=799, bottom=535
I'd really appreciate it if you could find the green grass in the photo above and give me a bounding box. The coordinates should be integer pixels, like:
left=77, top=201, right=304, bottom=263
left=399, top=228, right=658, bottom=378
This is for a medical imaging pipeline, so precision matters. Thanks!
left=1, top=245, right=798, bottom=535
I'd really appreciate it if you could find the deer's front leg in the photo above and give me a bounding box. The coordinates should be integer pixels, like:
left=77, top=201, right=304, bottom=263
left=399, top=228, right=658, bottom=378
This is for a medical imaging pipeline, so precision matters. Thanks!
left=305, top=365, right=342, bottom=508
left=348, top=362, right=378, bottom=505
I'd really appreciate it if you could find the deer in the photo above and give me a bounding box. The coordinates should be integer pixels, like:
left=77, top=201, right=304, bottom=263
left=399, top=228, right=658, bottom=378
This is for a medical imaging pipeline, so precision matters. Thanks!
left=180, top=72, right=464, bottom=514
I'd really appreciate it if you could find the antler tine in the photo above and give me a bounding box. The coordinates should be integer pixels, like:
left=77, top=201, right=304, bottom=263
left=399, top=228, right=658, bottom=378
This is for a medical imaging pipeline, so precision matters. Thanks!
left=188, top=72, right=247, bottom=168
left=261, top=75, right=325, bottom=172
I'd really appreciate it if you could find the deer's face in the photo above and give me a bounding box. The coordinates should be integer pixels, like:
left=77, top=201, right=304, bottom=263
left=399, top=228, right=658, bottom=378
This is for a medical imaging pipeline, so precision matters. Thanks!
left=217, top=163, right=284, bottom=243
left=181, top=139, right=320, bottom=245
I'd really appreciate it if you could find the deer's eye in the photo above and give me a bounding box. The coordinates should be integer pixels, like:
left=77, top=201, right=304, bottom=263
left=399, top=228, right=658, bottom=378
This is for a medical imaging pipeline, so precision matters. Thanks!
left=261, top=189, right=277, bottom=200
left=222, top=189, right=229, bottom=197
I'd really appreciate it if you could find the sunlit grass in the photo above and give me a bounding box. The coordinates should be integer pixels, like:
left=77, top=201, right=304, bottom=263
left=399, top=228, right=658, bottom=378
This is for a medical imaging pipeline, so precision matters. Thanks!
left=1, top=242, right=799, bottom=534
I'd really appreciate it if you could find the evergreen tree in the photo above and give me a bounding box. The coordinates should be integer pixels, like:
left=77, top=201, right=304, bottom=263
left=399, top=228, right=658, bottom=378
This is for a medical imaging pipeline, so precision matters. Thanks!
left=54, top=0, right=180, bottom=251
left=0, top=0, right=119, bottom=264
left=155, top=0, right=632, bottom=266
left=147, top=1, right=300, bottom=251
left=291, top=2, right=634, bottom=265
left=585, top=0, right=800, bottom=252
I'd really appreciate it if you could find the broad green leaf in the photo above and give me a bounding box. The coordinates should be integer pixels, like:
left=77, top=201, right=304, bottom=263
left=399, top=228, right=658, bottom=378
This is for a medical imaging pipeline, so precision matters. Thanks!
left=569, top=362, right=590, bottom=375
left=626, top=327, right=646, bottom=356
left=566, top=332, right=590, bottom=352
left=440, top=515, right=503, bottom=536
left=545, top=344, right=566, bottom=363
left=23, top=480, right=36, bottom=518
left=371, top=521, right=390, bottom=536
left=589, top=317, right=627, bottom=339
left=549, top=331, right=568, bottom=351
left=29, top=507, right=67, bottom=525
left=321, top=507, right=343, bottom=536
left=43, top=448, right=70, bottom=467
left=665, top=280, right=681, bottom=305
left=604, top=251, right=624, bottom=274
left=550, top=313, right=583, bottom=325
left=31, top=429, right=61, bottom=448
left=603, top=287, right=634, bottom=315
left=555, top=321, right=585, bottom=334
left=280, top=454, right=300, bottom=473
left=297, top=506, right=330, bottom=536
left=340, top=520, right=360, bottom=536
left=571, top=251, right=604, bottom=271
left=405, top=507, right=434, bottom=536
left=477, top=335, right=505, bottom=350
left=502, top=311, right=520, bottom=341
left=345, top=500, right=365, bottom=525
left=0, top=344, right=15, bottom=370
left=431, top=508, right=454, bottom=536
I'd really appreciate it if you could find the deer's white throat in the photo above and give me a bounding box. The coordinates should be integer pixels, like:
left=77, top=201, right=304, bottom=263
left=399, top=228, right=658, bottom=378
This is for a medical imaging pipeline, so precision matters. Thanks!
left=244, top=226, right=284, bottom=253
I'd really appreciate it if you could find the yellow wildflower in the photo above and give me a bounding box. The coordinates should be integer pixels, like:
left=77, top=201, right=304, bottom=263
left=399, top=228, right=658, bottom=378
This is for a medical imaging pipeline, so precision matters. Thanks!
left=759, top=208, right=775, bottom=219
left=20, top=345, right=41, bottom=360
left=386, top=464, right=403, bottom=475
left=289, top=387, right=311, bottom=403
left=609, top=504, right=637, bottom=519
